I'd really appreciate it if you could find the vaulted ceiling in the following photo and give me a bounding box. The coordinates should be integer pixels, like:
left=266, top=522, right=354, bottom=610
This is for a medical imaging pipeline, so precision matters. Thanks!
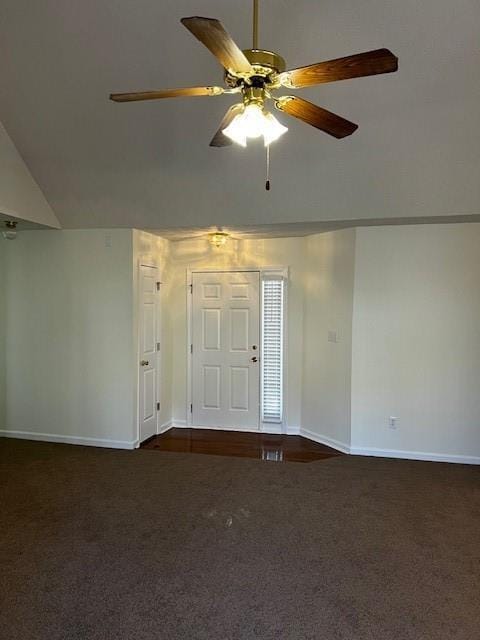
left=0, top=0, right=479, bottom=234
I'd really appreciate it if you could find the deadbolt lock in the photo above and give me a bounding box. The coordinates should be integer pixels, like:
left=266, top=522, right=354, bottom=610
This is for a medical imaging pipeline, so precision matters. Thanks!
left=252, top=345, right=257, bottom=350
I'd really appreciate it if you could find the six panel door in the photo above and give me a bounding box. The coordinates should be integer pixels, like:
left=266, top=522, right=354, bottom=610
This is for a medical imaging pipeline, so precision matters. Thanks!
left=192, top=271, right=260, bottom=429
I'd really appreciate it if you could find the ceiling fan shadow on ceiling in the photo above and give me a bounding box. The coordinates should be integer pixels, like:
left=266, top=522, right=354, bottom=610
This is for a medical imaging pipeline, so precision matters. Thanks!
left=109, top=0, right=398, bottom=188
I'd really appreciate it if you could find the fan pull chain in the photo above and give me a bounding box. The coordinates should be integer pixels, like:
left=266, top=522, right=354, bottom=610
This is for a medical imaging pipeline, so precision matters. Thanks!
left=265, top=144, right=271, bottom=191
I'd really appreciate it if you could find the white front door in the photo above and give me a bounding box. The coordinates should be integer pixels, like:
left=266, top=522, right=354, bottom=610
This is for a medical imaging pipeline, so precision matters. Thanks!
left=138, top=264, right=158, bottom=443
left=192, top=271, right=260, bottom=429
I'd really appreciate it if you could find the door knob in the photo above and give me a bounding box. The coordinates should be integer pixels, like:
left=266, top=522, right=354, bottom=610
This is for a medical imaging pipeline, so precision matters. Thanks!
left=251, top=356, right=258, bottom=363
left=140, top=360, right=149, bottom=366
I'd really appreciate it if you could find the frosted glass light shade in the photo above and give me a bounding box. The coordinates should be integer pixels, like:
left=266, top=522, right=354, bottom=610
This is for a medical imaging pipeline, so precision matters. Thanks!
left=223, top=104, right=287, bottom=147
left=262, top=112, right=288, bottom=146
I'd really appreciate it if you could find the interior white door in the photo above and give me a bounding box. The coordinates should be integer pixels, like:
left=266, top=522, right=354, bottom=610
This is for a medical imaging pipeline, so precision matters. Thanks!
left=138, top=264, right=158, bottom=443
left=192, top=271, right=260, bottom=429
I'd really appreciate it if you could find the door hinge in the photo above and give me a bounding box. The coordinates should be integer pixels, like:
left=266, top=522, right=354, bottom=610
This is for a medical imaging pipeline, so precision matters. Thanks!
left=156, top=282, right=161, bottom=291
left=190, top=403, right=193, bottom=413
left=156, top=401, right=160, bottom=411
left=190, top=344, right=193, bottom=354
left=156, top=342, right=161, bottom=352
left=189, top=283, right=193, bottom=294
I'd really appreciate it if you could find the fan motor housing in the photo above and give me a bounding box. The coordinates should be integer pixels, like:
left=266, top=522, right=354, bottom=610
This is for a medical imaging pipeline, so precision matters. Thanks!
left=243, top=49, right=286, bottom=72
left=225, top=49, right=286, bottom=87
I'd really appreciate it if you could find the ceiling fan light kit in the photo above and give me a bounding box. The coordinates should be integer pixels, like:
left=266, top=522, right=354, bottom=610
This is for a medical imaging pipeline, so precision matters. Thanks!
left=110, top=0, right=398, bottom=188
left=223, top=103, right=288, bottom=147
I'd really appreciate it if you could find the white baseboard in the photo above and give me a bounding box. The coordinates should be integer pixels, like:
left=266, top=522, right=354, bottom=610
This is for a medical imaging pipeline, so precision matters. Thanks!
left=286, top=425, right=300, bottom=435
left=299, top=427, right=351, bottom=455
left=261, top=424, right=282, bottom=434
left=172, top=419, right=187, bottom=427
left=3, top=426, right=476, bottom=465
left=263, top=424, right=300, bottom=435
left=349, top=445, right=480, bottom=465
left=171, top=421, right=299, bottom=435
left=0, top=429, right=137, bottom=450
left=157, top=421, right=172, bottom=435
left=171, top=422, right=265, bottom=433
left=296, top=429, right=480, bottom=465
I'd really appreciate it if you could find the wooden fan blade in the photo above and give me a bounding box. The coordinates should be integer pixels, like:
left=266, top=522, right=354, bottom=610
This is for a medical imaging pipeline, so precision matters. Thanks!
left=279, top=48, right=398, bottom=88
left=181, top=17, right=253, bottom=74
left=276, top=96, right=358, bottom=139
left=209, top=104, right=243, bottom=147
left=110, top=86, right=224, bottom=102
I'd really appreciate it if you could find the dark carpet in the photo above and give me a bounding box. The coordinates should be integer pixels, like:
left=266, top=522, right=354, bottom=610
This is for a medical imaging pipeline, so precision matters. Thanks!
left=1, top=439, right=479, bottom=640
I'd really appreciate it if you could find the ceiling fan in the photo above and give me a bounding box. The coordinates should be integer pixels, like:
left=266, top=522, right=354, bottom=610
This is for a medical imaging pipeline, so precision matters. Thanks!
left=110, top=1, right=397, bottom=150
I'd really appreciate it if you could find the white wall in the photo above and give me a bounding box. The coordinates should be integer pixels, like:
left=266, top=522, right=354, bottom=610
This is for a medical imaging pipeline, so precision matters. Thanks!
left=301, top=229, right=356, bottom=450
left=2, top=229, right=136, bottom=447
left=168, top=236, right=306, bottom=429
left=0, top=120, right=60, bottom=228
left=351, top=224, right=480, bottom=462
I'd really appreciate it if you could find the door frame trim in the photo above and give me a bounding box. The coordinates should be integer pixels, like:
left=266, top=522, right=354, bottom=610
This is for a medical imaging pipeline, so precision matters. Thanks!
left=186, top=266, right=288, bottom=431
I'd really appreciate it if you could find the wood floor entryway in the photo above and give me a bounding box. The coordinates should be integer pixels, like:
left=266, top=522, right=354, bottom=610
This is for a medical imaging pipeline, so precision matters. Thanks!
left=141, top=428, right=343, bottom=462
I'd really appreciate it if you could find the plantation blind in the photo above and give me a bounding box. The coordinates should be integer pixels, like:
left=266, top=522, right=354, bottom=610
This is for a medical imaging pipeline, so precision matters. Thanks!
left=261, top=278, right=284, bottom=423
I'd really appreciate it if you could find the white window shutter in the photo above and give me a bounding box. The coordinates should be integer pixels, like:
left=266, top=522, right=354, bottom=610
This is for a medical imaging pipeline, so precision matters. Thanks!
left=261, top=279, right=284, bottom=423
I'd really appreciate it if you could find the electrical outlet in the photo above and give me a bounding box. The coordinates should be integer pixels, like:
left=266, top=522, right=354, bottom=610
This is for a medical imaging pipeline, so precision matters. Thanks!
left=389, top=416, right=399, bottom=430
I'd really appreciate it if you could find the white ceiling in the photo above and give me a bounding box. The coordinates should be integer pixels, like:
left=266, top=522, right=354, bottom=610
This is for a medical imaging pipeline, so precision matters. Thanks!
left=150, top=214, right=480, bottom=241
left=0, top=0, right=479, bottom=234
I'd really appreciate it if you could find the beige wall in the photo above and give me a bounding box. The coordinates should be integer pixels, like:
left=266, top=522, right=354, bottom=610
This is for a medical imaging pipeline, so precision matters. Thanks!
left=301, top=229, right=356, bottom=449
left=167, top=236, right=306, bottom=428
left=0, top=120, right=60, bottom=228
left=2, top=229, right=136, bottom=446
left=351, top=224, right=480, bottom=462
left=2, top=228, right=173, bottom=447
left=2, top=223, right=479, bottom=462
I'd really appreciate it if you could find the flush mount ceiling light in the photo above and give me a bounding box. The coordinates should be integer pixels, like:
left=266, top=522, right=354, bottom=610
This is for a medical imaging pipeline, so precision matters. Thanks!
left=2, top=221, right=17, bottom=240
left=110, top=0, right=398, bottom=184
left=208, top=232, right=229, bottom=248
